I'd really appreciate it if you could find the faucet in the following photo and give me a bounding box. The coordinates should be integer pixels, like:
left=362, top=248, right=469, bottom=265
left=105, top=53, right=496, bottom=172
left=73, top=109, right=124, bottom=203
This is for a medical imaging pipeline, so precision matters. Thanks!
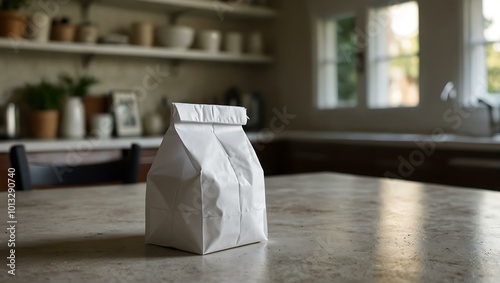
left=440, top=81, right=457, bottom=102
left=440, top=81, right=500, bottom=135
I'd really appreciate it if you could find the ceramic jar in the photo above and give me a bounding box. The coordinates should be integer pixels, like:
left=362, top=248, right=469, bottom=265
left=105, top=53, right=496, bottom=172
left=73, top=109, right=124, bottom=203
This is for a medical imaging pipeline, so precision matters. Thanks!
left=248, top=31, right=263, bottom=54
left=225, top=32, right=243, bottom=54
left=131, top=22, right=154, bottom=47
left=199, top=30, right=222, bottom=53
left=51, top=23, right=76, bottom=42
left=0, top=11, right=27, bottom=38
left=77, top=24, right=99, bottom=44
left=90, top=113, right=113, bottom=139
left=30, top=110, right=59, bottom=139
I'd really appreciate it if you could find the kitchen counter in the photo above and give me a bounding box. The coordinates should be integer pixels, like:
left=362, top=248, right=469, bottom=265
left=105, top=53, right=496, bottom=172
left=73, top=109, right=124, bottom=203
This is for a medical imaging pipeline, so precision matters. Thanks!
left=2, top=131, right=500, bottom=153
left=1, top=172, right=499, bottom=282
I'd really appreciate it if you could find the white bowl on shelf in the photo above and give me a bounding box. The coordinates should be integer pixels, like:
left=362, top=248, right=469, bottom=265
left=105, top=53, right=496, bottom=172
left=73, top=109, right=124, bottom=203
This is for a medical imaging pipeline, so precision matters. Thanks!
left=156, top=25, right=195, bottom=49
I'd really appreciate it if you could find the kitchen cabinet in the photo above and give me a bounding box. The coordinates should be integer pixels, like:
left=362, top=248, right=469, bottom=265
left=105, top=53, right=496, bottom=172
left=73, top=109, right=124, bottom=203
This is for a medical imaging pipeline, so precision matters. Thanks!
left=275, top=140, right=500, bottom=191
left=0, top=0, right=276, bottom=64
left=282, top=141, right=376, bottom=176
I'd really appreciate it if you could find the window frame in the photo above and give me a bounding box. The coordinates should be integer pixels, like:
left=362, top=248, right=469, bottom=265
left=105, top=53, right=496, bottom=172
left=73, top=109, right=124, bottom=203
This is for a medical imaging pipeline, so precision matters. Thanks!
left=314, top=13, right=358, bottom=110
left=463, top=0, right=500, bottom=105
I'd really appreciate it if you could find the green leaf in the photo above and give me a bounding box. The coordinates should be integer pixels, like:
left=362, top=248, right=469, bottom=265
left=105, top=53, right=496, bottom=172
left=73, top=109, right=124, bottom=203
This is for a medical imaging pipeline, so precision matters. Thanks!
left=24, top=80, right=65, bottom=110
left=0, top=0, right=31, bottom=10
left=58, top=73, right=99, bottom=97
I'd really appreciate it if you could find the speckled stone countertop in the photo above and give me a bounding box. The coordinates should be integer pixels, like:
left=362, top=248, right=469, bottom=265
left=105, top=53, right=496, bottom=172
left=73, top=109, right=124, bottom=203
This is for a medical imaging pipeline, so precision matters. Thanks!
left=1, top=172, right=499, bottom=282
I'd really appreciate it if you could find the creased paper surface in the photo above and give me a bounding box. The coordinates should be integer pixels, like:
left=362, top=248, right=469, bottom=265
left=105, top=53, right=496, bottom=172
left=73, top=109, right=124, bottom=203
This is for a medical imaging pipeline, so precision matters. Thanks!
left=146, top=103, right=267, bottom=254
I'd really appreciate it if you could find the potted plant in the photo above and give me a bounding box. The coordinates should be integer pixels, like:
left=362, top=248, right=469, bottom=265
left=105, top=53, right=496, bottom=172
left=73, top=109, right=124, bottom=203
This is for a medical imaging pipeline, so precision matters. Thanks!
left=59, top=73, right=99, bottom=138
left=0, top=0, right=31, bottom=38
left=24, top=80, right=64, bottom=139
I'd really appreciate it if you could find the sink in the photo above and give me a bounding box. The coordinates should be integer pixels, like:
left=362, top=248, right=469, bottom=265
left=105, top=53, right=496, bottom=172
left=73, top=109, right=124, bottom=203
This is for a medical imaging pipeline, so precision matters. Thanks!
left=454, top=106, right=497, bottom=137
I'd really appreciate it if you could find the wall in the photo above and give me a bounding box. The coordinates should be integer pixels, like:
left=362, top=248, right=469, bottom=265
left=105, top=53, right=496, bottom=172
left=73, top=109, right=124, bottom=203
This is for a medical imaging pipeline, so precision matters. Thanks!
left=0, top=1, right=273, bottom=132
left=270, top=0, right=491, bottom=135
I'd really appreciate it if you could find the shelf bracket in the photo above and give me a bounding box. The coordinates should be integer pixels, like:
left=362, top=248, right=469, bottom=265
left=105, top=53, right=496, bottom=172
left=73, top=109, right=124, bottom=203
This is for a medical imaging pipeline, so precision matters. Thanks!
left=82, top=54, right=94, bottom=69
left=169, top=59, right=182, bottom=77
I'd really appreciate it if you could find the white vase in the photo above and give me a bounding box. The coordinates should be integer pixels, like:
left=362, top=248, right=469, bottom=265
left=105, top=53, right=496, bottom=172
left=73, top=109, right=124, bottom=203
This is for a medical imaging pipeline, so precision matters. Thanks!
left=60, top=97, right=86, bottom=139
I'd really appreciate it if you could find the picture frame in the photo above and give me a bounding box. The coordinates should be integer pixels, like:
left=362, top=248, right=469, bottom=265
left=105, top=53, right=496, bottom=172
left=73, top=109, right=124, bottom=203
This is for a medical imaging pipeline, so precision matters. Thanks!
left=111, top=90, right=142, bottom=137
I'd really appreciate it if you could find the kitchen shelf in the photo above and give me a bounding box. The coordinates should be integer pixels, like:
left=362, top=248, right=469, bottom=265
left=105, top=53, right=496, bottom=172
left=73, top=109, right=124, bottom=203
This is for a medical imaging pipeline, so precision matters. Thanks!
left=91, top=0, right=277, bottom=18
left=0, top=39, right=273, bottom=63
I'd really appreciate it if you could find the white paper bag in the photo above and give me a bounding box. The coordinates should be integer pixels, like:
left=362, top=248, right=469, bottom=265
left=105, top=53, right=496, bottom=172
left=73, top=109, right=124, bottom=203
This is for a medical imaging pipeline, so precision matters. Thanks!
left=145, top=103, right=268, bottom=254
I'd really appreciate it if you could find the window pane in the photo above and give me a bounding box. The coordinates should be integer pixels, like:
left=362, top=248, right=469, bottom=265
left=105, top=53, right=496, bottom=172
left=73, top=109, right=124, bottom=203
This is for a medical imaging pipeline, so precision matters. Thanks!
left=337, top=61, right=357, bottom=106
left=336, top=17, right=357, bottom=106
left=387, top=56, right=420, bottom=107
left=369, top=1, right=419, bottom=108
left=383, top=1, right=419, bottom=57
left=482, top=0, right=500, bottom=42
left=336, top=17, right=357, bottom=62
left=486, top=43, right=500, bottom=94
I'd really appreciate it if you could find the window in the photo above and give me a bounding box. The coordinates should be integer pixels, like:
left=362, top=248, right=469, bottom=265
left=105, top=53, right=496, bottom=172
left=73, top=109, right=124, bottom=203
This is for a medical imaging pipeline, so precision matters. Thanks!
left=467, top=0, right=500, bottom=100
left=316, top=16, right=357, bottom=109
left=368, top=1, right=420, bottom=108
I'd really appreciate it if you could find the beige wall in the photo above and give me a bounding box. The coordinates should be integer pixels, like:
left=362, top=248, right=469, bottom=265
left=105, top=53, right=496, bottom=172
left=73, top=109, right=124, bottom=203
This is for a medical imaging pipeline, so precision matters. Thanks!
left=270, top=0, right=491, bottom=135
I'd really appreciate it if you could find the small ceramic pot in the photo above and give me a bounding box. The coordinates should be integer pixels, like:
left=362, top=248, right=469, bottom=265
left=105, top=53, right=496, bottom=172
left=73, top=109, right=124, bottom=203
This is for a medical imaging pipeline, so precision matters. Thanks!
left=225, top=32, right=243, bottom=54
left=248, top=31, right=263, bottom=54
left=51, top=23, right=76, bottom=42
left=77, top=24, right=99, bottom=44
left=30, top=110, right=59, bottom=139
left=199, top=30, right=222, bottom=53
left=131, top=22, right=154, bottom=47
left=90, top=113, right=113, bottom=139
left=0, top=11, right=27, bottom=39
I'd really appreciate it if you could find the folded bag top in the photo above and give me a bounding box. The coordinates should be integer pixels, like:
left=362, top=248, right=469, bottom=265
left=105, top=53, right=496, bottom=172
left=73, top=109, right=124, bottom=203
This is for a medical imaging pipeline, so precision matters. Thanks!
left=172, top=103, right=248, bottom=125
